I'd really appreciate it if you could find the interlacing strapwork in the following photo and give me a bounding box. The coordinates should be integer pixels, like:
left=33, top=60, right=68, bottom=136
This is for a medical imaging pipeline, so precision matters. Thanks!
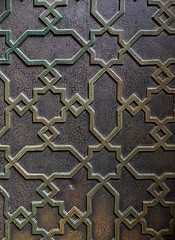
left=0, top=0, right=175, bottom=239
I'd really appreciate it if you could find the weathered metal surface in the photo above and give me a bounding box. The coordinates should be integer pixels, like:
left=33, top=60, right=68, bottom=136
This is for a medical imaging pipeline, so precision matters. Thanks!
left=0, top=0, right=175, bottom=239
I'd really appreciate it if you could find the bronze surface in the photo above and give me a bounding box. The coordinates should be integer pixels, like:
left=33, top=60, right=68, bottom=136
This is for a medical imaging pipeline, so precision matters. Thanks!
left=0, top=0, right=175, bottom=239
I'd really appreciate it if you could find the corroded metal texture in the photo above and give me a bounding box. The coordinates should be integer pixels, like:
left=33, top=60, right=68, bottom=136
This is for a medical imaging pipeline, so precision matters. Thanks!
left=0, top=0, right=175, bottom=239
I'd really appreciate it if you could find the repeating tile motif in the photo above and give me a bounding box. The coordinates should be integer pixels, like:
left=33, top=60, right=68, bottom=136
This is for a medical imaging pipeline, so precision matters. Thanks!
left=0, top=0, right=175, bottom=239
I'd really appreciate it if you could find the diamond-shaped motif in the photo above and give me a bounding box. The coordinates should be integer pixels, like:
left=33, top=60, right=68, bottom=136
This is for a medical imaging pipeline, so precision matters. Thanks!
left=160, top=12, right=169, bottom=23
left=157, top=129, right=166, bottom=139
left=43, top=185, right=53, bottom=195
left=12, top=207, right=31, bottom=229
left=70, top=214, right=80, bottom=223
left=39, top=68, right=61, bottom=86
left=45, top=72, right=55, bottom=82
left=45, top=129, right=53, bottom=138
left=17, top=100, right=26, bottom=111
left=155, top=185, right=164, bottom=194
left=158, top=71, right=168, bottom=82
left=16, top=213, right=26, bottom=223
left=123, top=207, right=140, bottom=228
left=72, top=100, right=82, bottom=110
left=152, top=68, right=174, bottom=85
left=46, top=13, right=55, bottom=22
left=130, top=101, right=138, bottom=110
left=126, top=213, right=136, bottom=224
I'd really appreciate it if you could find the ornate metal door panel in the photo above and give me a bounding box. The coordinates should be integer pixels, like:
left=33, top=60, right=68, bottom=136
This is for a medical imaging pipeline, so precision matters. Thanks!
left=0, top=0, right=175, bottom=239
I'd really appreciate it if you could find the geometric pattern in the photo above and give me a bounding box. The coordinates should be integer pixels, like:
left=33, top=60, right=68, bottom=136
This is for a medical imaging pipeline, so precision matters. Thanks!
left=0, top=0, right=175, bottom=239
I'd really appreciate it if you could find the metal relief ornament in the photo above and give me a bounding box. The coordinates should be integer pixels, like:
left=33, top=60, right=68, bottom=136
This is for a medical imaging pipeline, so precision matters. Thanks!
left=0, top=0, right=175, bottom=239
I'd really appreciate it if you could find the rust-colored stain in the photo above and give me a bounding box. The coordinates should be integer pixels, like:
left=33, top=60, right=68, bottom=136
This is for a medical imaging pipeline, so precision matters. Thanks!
left=59, top=229, right=85, bottom=240
left=92, top=188, right=115, bottom=240
left=96, top=218, right=111, bottom=240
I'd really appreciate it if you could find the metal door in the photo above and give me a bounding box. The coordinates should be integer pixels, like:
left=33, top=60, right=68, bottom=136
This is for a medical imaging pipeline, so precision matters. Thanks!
left=0, top=0, right=175, bottom=239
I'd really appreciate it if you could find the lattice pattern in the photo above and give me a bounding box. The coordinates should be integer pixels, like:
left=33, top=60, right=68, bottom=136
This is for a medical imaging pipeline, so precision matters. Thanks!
left=0, top=0, right=175, bottom=239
